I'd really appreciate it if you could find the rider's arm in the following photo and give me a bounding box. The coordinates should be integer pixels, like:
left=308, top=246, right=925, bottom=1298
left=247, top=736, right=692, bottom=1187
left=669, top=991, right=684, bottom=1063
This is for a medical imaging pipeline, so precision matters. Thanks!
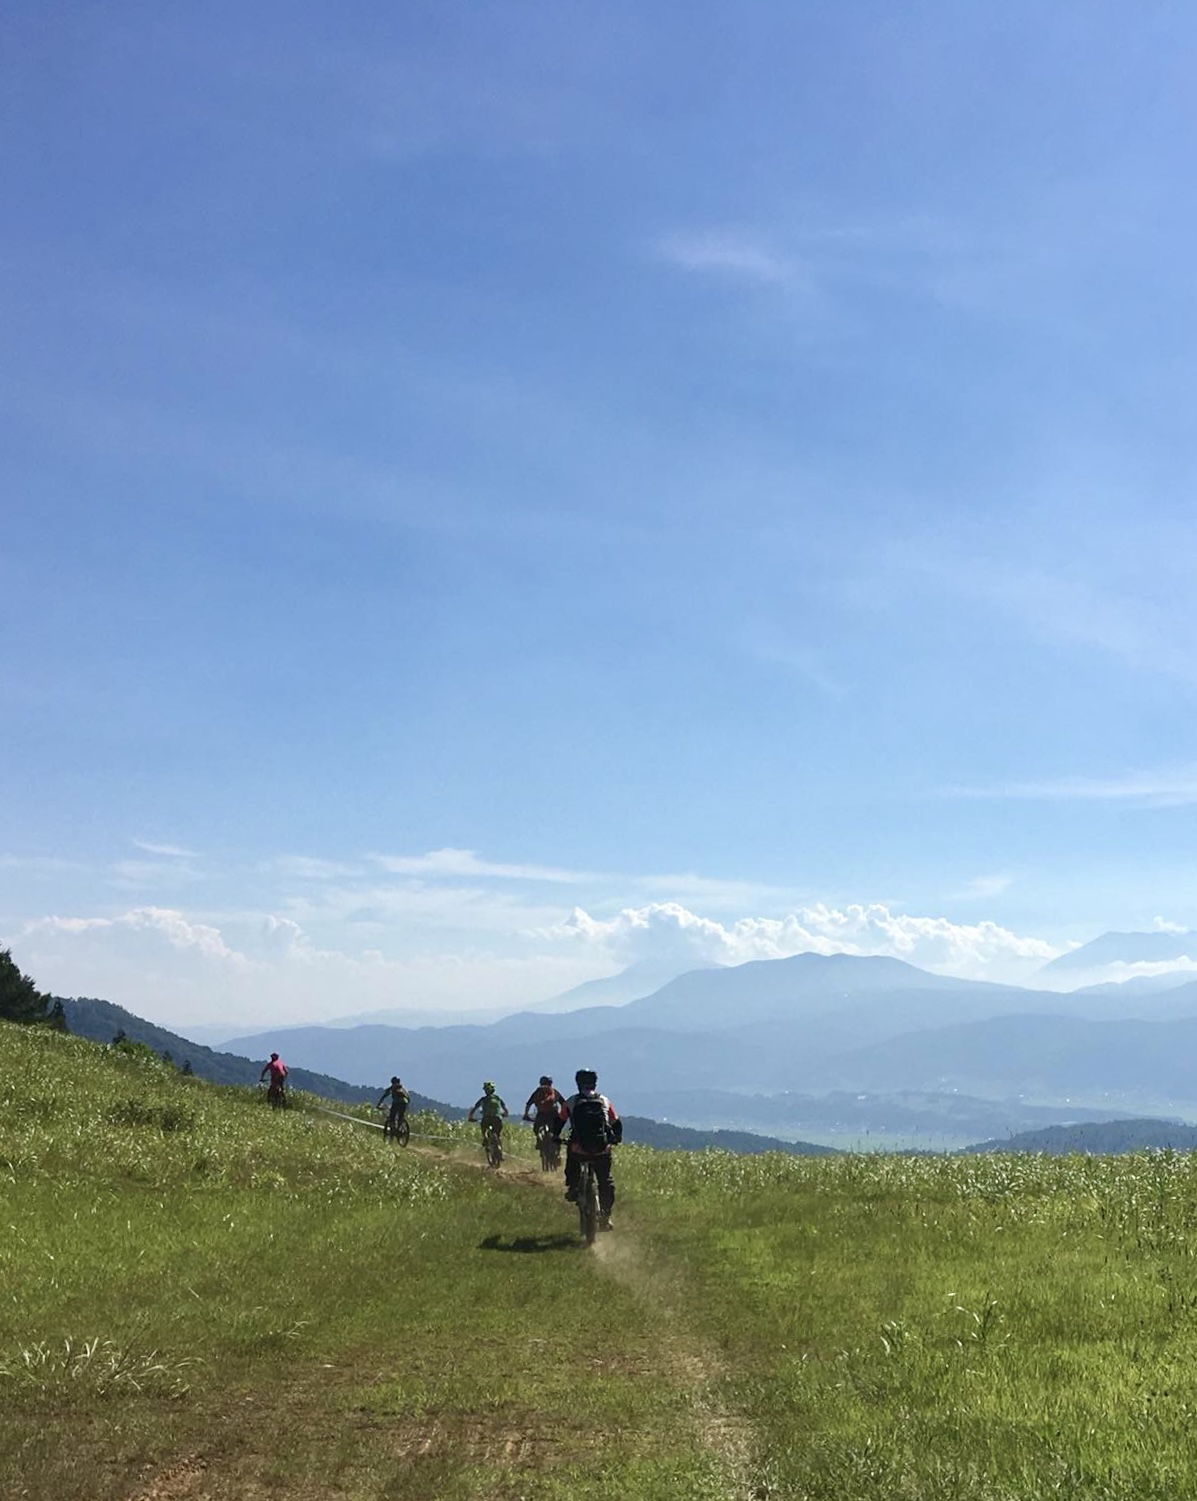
left=552, top=1098, right=571, bottom=1139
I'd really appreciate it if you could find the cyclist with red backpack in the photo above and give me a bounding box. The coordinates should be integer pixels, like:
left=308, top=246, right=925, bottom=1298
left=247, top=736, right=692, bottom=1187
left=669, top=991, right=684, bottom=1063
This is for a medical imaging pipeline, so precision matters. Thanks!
left=555, top=1068, right=622, bottom=1230
left=522, top=1075, right=565, bottom=1129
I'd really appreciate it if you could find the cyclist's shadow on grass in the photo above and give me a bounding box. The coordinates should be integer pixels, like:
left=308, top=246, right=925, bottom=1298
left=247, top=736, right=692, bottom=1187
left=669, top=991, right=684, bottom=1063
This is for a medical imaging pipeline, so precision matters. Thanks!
left=478, top=1232, right=580, bottom=1254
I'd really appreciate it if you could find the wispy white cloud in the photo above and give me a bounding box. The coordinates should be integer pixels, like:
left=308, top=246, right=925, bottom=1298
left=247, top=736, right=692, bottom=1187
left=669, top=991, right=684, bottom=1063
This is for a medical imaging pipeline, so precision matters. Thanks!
left=371, top=848, right=588, bottom=883
left=950, top=768, right=1197, bottom=807
left=132, top=839, right=200, bottom=859
left=947, top=874, right=1013, bottom=901
left=265, top=855, right=361, bottom=880
left=656, top=230, right=795, bottom=286
left=110, top=859, right=202, bottom=889
left=629, top=870, right=806, bottom=909
left=0, top=855, right=89, bottom=875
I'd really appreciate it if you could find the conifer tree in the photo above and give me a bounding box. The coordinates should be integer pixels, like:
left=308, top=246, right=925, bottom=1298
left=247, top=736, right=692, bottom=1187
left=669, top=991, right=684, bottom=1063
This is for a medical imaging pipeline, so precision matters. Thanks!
left=0, top=949, right=48, bottom=1025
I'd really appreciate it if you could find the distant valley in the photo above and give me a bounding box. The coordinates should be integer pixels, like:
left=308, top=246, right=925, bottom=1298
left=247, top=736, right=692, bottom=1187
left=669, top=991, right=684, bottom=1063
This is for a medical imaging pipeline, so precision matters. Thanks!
left=214, top=945, right=1197, bottom=1147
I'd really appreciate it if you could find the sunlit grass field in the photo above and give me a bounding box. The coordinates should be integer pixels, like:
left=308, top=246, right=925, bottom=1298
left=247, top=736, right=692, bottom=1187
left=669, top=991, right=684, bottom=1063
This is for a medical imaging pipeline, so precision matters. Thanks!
left=5, top=1019, right=1197, bottom=1498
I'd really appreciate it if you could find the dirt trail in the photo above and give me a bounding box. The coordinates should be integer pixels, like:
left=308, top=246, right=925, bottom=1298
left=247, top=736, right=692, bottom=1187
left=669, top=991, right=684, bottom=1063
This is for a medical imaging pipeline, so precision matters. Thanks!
left=455, top=1143, right=764, bottom=1499
left=320, top=1113, right=764, bottom=1496
left=420, top=1138, right=763, bottom=1494
left=590, top=1229, right=762, bottom=1500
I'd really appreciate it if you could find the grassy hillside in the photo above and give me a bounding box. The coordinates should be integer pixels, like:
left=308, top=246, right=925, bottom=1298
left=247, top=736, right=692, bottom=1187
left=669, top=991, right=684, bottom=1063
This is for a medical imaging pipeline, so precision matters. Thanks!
left=7, top=1019, right=1197, bottom=1499
left=620, top=1112, right=838, bottom=1155
left=963, top=1116, right=1197, bottom=1154
left=59, top=994, right=461, bottom=1114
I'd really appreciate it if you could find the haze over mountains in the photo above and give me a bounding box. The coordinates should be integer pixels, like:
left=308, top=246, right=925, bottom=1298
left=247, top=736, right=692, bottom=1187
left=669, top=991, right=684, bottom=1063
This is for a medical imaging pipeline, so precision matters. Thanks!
left=221, top=935, right=1197, bottom=1147
left=312, top=959, right=699, bottom=1033
left=1036, top=929, right=1197, bottom=986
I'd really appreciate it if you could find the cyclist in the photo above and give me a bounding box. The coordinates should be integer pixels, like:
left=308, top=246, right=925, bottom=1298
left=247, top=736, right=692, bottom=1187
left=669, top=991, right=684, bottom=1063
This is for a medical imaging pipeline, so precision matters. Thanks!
left=522, top=1075, right=565, bottom=1130
left=467, top=1081, right=509, bottom=1152
left=376, top=1076, right=410, bottom=1135
left=259, top=1052, right=288, bottom=1105
left=555, top=1068, right=622, bottom=1230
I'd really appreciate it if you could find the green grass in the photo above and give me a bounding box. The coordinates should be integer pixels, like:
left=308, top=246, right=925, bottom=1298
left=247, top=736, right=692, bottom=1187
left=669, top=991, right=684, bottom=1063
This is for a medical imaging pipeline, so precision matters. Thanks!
left=617, top=1147, right=1197, bottom=1498
left=0, top=1025, right=741, bottom=1499
left=6, top=1020, right=1197, bottom=1498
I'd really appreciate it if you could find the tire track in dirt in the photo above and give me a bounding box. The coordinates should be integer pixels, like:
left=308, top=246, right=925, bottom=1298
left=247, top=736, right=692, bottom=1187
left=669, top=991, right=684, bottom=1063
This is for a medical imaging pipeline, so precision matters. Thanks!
left=322, top=1115, right=765, bottom=1495
left=471, top=1147, right=765, bottom=1499
left=590, top=1229, right=763, bottom=1501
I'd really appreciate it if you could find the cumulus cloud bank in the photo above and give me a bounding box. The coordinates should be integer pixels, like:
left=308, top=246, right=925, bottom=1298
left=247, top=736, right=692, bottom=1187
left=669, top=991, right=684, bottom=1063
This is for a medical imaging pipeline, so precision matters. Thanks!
left=12, top=881, right=1062, bottom=1031
left=29, top=906, right=241, bottom=962
left=559, top=900, right=1058, bottom=981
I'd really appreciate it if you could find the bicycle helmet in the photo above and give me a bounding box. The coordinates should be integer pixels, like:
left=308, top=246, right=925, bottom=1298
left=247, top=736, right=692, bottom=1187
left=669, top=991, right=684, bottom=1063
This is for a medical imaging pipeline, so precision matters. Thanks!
left=483, top=1080, right=495, bottom=1093
left=575, top=1068, right=598, bottom=1091
left=391, top=1076, right=401, bottom=1084
left=270, top=1052, right=279, bottom=1061
left=539, top=1075, right=552, bottom=1086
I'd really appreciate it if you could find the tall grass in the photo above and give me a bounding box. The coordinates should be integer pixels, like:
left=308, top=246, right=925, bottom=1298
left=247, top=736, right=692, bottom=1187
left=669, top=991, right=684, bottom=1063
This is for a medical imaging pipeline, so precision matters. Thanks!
left=0, top=1024, right=741, bottom=1500
left=619, top=1145, right=1197, bottom=1498
left=7, top=1021, right=1197, bottom=1497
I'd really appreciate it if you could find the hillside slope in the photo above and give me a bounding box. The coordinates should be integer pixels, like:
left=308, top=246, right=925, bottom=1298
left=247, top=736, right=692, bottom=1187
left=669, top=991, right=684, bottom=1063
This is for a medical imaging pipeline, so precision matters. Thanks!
left=961, top=1118, right=1197, bottom=1154
left=58, top=995, right=460, bottom=1114
left=11, top=1019, right=1197, bottom=1499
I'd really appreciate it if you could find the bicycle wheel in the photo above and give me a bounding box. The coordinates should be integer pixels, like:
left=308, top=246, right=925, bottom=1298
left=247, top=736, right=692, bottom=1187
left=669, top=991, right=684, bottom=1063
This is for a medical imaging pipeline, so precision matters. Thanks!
left=579, top=1163, right=600, bottom=1245
left=396, top=1117, right=410, bottom=1147
left=485, top=1127, right=502, bottom=1167
left=537, top=1126, right=558, bottom=1171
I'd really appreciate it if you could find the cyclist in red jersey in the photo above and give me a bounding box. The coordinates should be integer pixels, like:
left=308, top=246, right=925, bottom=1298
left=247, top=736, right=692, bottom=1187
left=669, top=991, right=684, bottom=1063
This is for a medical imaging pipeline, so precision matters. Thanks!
left=522, top=1075, right=565, bottom=1131
left=555, top=1068, right=622, bottom=1230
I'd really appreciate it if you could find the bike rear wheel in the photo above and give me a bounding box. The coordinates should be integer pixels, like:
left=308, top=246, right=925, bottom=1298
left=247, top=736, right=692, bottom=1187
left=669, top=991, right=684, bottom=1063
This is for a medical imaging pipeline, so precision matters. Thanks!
left=536, top=1125, right=559, bottom=1171
left=484, top=1126, right=503, bottom=1167
left=578, top=1163, right=600, bottom=1245
left=395, top=1117, right=410, bottom=1146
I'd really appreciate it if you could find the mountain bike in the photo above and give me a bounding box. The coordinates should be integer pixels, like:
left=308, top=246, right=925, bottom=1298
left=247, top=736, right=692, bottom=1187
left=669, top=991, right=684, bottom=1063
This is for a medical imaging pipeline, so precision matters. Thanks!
left=266, top=1081, right=288, bottom=1111
left=535, top=1121, right=560, bottom=1171
left=577, top=1159, right=601, bottom=1245
left=482, top=1121, right=503, bottom=1168
left=382, top=1109, right=410, bottom=1146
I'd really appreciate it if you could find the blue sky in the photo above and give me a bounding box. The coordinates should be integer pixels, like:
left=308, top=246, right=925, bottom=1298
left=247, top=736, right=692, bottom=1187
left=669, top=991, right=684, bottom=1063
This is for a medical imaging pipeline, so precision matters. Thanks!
left=5, top=3, right=1197, bottom=1027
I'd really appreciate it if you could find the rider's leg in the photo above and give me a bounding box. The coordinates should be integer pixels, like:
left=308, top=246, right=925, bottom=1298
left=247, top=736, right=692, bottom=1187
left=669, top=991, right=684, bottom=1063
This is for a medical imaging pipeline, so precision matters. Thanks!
left=563, top=1149, right=580, bottom=1200
left=594, top=1153, right=615, bottom=1217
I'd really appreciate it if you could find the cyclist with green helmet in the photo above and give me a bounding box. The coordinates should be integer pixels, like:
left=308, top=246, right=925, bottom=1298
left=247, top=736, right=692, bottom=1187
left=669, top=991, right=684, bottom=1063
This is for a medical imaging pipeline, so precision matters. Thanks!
left=467, top=1081, right=510, bottom=1152
left=376, top=1076, right=410, bottom=1136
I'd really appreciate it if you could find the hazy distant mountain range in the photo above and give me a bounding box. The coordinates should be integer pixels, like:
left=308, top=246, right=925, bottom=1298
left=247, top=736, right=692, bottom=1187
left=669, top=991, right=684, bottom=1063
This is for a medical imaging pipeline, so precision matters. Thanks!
left=962, top=1119, right=1197, bottom=1155
left=216, top=941, right=1197, bottom=1145
left=200, top=958, right=701, bottom=1040
left=1038, top=930, right=1197, bottom=981
left=55, top=995, right=833, bottom=1155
